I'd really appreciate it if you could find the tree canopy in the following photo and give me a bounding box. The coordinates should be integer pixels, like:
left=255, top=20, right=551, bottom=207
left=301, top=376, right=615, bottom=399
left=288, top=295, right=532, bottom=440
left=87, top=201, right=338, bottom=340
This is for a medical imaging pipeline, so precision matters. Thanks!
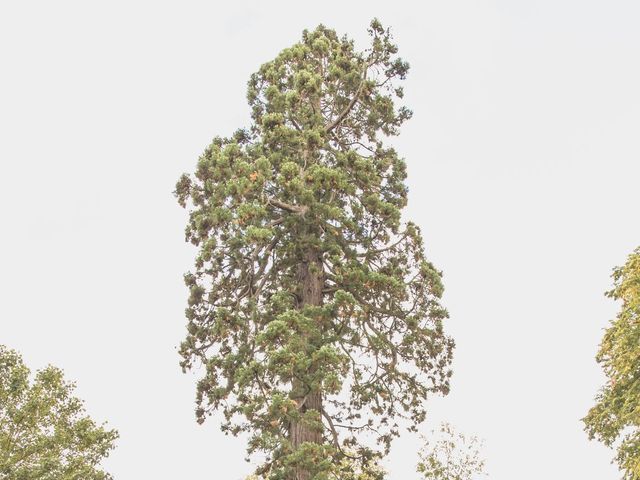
left=417, top=423, right=487, bottom=480
left=0, top=346, right=118, bottom=480
left=583, top=247, right=640, bottom=480
left=176, top=19, right=453, bottom=480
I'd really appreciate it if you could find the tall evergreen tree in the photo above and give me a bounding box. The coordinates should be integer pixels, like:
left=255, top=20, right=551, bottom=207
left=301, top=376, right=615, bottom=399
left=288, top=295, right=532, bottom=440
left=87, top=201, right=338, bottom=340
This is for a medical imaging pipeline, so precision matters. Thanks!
left=584, top=247, right=640, bottom=480
left=175, top=20, right=453, bottom=480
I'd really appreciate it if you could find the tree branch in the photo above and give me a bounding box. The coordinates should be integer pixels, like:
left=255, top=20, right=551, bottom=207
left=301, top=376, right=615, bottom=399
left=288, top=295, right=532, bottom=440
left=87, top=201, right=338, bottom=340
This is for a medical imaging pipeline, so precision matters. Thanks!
left=324, top=69, right=368, bottom=133
left=356, top=230, right=409, bottom=258
left=267, top=197, right=309, bottom=215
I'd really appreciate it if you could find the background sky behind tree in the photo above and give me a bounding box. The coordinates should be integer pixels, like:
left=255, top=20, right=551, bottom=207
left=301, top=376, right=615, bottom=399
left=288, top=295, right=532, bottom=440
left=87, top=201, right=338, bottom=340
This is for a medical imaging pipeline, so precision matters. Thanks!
left=1, top=1, right=639, bottom=479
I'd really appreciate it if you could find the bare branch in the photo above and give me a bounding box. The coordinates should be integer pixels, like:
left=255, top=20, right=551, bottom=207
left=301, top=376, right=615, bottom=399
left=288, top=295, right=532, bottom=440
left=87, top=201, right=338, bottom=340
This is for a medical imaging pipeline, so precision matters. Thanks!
left=267, top=197, right=309, bottom=215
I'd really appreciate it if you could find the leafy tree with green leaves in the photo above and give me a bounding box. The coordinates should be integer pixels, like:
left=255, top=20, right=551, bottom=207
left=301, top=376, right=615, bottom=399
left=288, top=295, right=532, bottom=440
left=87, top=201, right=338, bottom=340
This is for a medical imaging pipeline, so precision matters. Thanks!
left=417, top=423, right=487, bottom=480
left=176, top=19, right=453, bottom=480
left=583, top=247, right=640, bottom=480
left=0, top=345, right=118, bottom=480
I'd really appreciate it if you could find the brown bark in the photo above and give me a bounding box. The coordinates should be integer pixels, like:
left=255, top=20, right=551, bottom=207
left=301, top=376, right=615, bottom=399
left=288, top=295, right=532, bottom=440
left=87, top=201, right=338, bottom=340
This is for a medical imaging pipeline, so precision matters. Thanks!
left=289, top=249, right=324, bottom=480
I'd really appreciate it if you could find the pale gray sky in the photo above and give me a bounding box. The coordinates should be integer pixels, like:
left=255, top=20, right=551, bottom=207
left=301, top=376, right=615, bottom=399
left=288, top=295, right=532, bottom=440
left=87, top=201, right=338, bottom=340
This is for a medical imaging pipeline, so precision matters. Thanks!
left=1, top=1, right=638, bottom=479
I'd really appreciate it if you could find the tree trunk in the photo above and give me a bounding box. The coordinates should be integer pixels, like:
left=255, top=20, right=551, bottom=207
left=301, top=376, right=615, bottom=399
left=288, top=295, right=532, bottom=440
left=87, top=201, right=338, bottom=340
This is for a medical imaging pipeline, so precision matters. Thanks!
left=289, top=249, right=324, bottom=480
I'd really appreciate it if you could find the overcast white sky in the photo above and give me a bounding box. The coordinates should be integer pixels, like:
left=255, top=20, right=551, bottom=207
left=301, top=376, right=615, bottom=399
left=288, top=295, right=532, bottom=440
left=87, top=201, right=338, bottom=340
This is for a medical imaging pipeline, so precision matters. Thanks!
left=1, top=1, right=639, bottom=479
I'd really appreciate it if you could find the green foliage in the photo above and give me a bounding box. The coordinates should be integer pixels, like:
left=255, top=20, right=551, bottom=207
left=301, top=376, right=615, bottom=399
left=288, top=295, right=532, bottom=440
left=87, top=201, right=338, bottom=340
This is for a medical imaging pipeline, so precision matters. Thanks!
left=583, top=247, right=640, bottom=480
left=247, top=453, right=386, bottom=480
left=176, top=19, right=453, bottom=479
left=417, top=423, right=487, bottom=480
left=0, top=346, right=118, bottom=480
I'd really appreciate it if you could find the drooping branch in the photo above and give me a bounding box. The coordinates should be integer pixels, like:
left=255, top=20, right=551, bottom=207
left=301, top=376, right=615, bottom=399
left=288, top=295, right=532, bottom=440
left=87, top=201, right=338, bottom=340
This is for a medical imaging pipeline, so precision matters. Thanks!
left=322, top=408, right=341, bottom=448
left=321, top=409, right=364, bottom=461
